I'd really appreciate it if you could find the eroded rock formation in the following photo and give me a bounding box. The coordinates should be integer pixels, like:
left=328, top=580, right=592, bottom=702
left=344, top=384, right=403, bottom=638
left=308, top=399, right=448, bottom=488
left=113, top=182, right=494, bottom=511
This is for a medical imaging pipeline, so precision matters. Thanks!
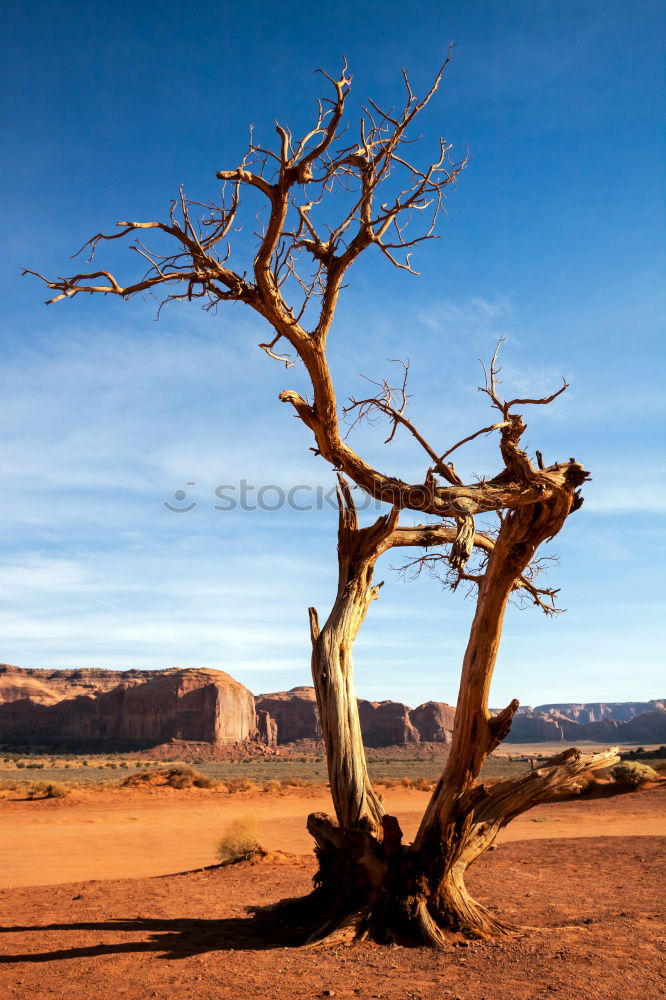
left=256, top=687, right=456, bottom=747
left=0, top=664, right=153, bottom=706
left=358, top=699, right=421, bottom=747
left=0, top=667, right=256, bottom=749
left=0, top=665, right=663, bottom=750
left=409, top=701, right=457, bottom=743
left=255, top=687, right=322, bottom=743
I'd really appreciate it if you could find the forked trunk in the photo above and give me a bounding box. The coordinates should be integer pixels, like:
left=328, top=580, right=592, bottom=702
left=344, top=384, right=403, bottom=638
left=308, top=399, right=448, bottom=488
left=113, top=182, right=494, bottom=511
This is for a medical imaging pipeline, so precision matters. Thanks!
left=300, top=485, right=618, bottom=947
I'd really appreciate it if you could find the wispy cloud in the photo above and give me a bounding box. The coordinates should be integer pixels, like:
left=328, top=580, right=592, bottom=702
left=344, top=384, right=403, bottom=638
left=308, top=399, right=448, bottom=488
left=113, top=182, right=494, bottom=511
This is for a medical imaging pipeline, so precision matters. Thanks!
left=1, top=291, right=663, bottom=702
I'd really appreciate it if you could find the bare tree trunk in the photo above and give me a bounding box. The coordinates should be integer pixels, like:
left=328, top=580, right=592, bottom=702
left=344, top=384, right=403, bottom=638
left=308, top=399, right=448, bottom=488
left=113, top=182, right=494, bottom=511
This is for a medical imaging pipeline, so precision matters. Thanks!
left=411, top=500, right=579, bottom=936
left=308, top=478, right=393, bottom=831
left=303, top=492, right=619, bottom=946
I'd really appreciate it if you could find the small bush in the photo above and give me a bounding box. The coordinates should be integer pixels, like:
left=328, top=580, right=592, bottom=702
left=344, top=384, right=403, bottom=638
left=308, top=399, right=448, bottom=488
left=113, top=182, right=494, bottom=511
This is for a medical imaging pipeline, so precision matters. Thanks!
left=121, top=764, right=214, bottom=790
left=262, top=779, right=283, bottom=794
left=612, top=761, right=658, bottom=789
left=216, top=815, right=261, bottom=862
left=168, top=772, right=192, bottom=789
left=400, top=777, right=414, bottom=788
left=26, top=781, right=67, bottom=800
left=192, top=772, right=214, bottom=788
left=166, top=764, right=213, bottom=788
left=226, top=777, right=257, bottom=793
left=414, top=777, right=434, bottom=791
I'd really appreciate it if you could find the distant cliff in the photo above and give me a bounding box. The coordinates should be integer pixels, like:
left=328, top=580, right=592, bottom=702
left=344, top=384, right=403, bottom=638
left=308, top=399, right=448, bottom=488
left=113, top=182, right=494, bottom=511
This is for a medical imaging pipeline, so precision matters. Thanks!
left=0, top=665, right=256, bottom=749
left=507, top=700, right=665, bottom=743
left=0, top=664, right=663, bottom=750
left=256, top=689, right=665, bottom=747
left=0, top=664, right=154, bottom=706
left=255, top=688, right=454, bottom=748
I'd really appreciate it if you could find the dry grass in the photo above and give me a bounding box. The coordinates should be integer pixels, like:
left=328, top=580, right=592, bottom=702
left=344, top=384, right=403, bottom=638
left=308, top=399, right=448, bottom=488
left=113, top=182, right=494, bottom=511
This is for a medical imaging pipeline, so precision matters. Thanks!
left=216, top=815, right=262, bottom=862
left=121, top=765, right=215, bottom=790
left=611, top=761, right=659, bottom=788
left=26, top=781, right=68, bottom=800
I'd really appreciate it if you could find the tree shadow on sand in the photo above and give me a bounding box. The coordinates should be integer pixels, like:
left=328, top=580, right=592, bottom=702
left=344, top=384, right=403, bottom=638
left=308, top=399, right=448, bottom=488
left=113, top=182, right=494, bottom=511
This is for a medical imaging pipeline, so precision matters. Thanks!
left=0, top=900, right=315, bottom=963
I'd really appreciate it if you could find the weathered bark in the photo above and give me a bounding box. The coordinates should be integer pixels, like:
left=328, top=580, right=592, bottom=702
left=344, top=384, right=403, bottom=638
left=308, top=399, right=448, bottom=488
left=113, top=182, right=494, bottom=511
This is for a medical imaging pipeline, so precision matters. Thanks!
left=304, top=748, right=619, bottom=946
left=308, top=478, right=393, bottom=830
left=302, top=477, right=619, bottom=947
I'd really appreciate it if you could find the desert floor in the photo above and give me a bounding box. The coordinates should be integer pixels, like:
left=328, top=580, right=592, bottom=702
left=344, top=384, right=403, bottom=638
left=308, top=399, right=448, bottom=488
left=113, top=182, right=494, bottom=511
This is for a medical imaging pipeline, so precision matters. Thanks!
left=1, top=782, right=665, bottom=887
left=0, top=785, right=664, bottom=999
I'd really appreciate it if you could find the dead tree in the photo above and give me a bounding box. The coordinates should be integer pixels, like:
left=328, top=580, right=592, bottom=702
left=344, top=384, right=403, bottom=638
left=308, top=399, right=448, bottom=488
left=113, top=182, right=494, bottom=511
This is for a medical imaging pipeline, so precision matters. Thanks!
left=28, top=56, right=618, bottom=945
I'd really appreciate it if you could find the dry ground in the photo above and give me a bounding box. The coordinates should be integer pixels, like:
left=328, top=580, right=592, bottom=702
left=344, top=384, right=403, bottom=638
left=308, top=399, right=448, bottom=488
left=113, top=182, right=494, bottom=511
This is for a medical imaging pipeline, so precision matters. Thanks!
left=1, top=783, right=665, bottom=887
left=0, top=786, right=664, bottom=999
left=0, top=836, right=664, bottom=1000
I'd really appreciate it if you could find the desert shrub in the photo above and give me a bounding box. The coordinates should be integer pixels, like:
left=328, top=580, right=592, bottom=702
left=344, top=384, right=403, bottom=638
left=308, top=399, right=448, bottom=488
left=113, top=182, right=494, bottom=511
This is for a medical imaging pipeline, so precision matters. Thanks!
left=163, top=765, right=195, bottom=788
left=612, top=761, right=658, bottom=789
left=167, top=764, right=214, bottom=788
left=16, top=761, right=25, bottom=769
left=414, top=777, right=434, bottom=791
left=285, top=776, right=308, bottom=788
left=216, top=815, right=261, bottom=862
left=226, top=777, right=257, bottom=793
left=122, top=768, right=157, bottom=787
left=122, top=764, right=214, bottom=790
left=0, top=779, right=18, bottom=791
left=400, top=777, right=414, bottom=788
left=26, top=781, right=67, bottom=799
left=262, top=779, right=282, bottom=794
left=26, top=762, right=44, bottom=770
left=192, top=773, right=213, bottom=788
left=167, top=771, right=192, bottom=789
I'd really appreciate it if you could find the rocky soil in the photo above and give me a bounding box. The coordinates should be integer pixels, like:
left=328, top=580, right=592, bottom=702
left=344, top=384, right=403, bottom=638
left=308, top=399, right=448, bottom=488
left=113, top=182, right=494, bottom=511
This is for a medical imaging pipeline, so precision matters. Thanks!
left=0, top=833, right=663, bottom=999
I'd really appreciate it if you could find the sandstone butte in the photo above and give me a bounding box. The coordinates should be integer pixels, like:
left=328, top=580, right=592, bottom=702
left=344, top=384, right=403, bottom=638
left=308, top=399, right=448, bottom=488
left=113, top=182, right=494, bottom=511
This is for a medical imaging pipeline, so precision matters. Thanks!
left=0, top=664, right=664, bottom=751
left=0, top=665, right=256, bottom=749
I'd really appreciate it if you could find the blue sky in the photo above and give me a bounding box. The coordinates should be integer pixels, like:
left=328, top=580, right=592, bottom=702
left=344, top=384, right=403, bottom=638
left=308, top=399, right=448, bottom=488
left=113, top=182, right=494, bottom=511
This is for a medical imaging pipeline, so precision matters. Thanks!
left=1, top=0, right=664, bottom=707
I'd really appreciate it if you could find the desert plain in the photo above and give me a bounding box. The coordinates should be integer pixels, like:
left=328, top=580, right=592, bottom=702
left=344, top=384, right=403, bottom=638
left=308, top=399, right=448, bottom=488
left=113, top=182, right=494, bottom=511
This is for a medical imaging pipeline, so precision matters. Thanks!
left=0, top=756, right=664, bottom=1000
